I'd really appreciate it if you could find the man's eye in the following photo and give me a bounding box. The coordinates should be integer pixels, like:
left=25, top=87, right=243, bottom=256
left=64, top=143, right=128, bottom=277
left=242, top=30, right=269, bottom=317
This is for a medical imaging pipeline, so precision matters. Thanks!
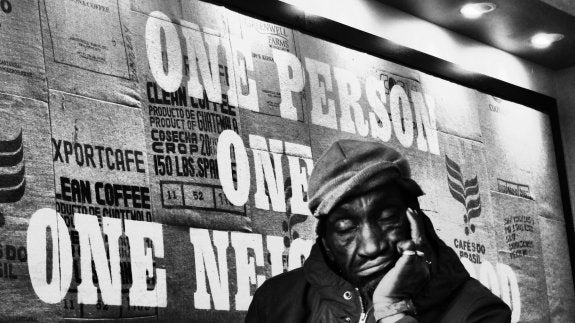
left=379, top=212, right=398, bottom=221
left=378, top=209, right=402, bottom=225
left=334, top=219, right=356, bottom=233
left=380, top=206, right=404, bottom=218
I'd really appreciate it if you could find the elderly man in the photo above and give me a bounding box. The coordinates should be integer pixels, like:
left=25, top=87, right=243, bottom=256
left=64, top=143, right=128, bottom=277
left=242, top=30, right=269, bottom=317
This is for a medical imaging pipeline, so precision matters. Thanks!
left=245, top=140, right=511, bottom=323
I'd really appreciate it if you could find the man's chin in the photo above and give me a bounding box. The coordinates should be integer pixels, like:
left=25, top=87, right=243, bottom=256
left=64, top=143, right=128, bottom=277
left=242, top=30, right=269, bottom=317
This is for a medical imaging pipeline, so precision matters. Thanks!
left=347, top=269, right=387, bottom=293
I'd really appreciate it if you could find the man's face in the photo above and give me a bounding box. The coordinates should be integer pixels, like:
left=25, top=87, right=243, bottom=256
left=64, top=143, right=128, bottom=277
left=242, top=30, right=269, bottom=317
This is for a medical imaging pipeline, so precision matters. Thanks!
left=322, top=184, right=411, bottom=290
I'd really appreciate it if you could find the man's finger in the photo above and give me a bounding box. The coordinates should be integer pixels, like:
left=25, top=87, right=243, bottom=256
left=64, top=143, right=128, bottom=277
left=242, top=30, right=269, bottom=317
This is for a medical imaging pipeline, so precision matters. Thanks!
left=396, top=239, right=416, bottom=254
left=394, top=250, right=429, bottom=275
left=394, top=250, right=419, bottom=268
left=406, top=208, right=423, bottom=244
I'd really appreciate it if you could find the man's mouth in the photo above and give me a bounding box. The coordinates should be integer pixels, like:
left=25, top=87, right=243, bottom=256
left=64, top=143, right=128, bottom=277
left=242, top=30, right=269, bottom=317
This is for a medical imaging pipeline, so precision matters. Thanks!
left=354, top=260, right=392, bottom=277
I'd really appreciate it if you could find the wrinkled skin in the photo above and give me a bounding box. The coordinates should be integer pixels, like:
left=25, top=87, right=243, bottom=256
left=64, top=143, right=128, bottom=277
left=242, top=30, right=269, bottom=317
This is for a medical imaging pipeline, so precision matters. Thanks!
left=322, top=184, right=430, bottom=300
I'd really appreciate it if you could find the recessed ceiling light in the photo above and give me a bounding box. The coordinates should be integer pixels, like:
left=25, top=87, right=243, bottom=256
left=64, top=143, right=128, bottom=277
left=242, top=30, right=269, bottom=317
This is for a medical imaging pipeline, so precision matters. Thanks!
left=530, top=33, right=564, bottom=49
left=460, top=3, right=497, bottom=19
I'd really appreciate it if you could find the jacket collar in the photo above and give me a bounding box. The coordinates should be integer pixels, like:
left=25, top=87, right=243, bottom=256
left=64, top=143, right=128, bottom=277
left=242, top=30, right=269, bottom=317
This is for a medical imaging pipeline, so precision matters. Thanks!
left=303, top=239, right=356, bottom=289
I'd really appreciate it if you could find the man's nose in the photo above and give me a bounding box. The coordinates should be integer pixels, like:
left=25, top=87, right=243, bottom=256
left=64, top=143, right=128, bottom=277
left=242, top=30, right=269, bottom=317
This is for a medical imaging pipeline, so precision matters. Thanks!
left=358, top=223, right=386, bottom=258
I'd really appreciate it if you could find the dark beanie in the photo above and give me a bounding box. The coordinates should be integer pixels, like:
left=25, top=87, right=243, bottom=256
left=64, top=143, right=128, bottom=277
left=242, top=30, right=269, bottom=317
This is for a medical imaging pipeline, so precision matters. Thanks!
left=308, top=139, right=424, bottom=217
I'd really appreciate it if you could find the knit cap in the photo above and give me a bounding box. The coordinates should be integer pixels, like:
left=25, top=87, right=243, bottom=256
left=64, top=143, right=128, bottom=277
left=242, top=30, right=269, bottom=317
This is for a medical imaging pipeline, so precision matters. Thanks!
left=308, top=139, right=424, bottom=217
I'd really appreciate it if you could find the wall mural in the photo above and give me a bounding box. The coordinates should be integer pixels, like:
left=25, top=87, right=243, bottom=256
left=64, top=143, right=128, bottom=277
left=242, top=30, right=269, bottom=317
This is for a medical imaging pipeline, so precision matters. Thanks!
left=0, top=0, right=573, bottom=322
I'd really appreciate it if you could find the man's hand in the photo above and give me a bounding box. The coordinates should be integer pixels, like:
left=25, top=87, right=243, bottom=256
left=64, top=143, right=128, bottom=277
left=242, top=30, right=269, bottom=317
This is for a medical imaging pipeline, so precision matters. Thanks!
left=373, top=208, right=431, bottom=305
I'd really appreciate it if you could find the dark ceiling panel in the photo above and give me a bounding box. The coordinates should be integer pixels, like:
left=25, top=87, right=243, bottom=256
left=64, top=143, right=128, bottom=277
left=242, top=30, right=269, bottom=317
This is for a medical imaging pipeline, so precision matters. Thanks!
left=379, top=0, right=575, bottom=70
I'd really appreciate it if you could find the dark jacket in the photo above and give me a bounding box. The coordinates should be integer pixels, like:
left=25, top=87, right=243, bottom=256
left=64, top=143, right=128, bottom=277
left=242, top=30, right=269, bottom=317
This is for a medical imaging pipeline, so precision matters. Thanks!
left=245, top=213, right=511, bottom=323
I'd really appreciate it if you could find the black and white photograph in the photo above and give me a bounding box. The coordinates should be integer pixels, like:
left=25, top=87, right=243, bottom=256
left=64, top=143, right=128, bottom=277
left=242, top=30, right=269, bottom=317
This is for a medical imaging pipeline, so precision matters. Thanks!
left=0, top=0, right=574, bottom=322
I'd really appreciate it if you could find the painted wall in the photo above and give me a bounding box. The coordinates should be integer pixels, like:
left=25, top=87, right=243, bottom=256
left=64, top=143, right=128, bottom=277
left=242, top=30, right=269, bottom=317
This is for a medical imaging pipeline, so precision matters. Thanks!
left=280, top=0, right=575, bottom=220
left=0, top=0, right=573, bottom=322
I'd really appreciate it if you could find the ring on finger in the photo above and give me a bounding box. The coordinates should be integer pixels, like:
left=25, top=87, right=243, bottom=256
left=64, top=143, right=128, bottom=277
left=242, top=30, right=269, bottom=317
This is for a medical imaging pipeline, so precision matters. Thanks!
left=402, top=250, right=417, bottom=256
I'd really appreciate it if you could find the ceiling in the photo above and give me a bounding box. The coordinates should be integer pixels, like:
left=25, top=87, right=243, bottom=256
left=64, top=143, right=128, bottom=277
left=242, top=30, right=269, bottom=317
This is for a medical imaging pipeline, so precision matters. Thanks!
left=379, top=0, right=575, bottom=70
